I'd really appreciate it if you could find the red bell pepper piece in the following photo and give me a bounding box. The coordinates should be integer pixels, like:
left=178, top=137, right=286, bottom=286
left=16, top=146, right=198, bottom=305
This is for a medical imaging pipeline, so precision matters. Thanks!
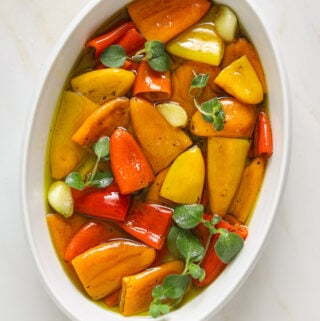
left=250, top=111, right=273, bottom=158
left=110, top=128, right=155, bottom=195
left=63, top=220, right=129, bottom=263
left=117, top=27, right=145, bottom=56
left=193, top=215, right=248, bottom=287
left=119, top=201, right=173, bottom=250
left=86, top=21, right=135, bottom=58
left=72, top=182, right=131, bottom=222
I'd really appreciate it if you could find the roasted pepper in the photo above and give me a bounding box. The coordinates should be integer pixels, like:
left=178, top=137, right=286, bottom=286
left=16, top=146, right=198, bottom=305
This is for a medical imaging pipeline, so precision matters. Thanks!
left=71, top=182, right=131, bottom=222
left=119, top=201, right=173, bottom=250
left=166, top=8, right=224, bottom=66
left=160, top=145, right=205, bottom=204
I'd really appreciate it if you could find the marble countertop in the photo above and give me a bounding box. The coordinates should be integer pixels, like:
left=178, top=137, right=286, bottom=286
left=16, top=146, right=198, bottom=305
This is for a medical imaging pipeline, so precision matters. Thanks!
left=0, top=0, right=319, bottom=320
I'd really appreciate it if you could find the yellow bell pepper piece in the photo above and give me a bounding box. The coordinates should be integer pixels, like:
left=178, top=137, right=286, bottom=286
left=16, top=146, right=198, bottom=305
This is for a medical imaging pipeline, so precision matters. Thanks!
left=160, top=145, right=205, bottom=204
left=71, top=240, right=156, bottom=300
left=214, top=55, right=264, bottom=104
left=207, top=137, right=250, bottom=216
left=119, top=260, right=185, bottom=316
left=50, top=91, right=99, bottom=179
left=166, top=8, right=224, bottom=66
left=71, top=68, right=135, bottom=105
left=229, top=156, right=266, bottom=223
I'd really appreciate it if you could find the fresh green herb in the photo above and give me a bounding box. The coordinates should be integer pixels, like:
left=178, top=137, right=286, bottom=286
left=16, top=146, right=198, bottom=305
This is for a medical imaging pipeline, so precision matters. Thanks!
left=100, top=45, right=127, bottom=68
left=189, top=71, right=225, bottom=131
left=189, top=72, right=210, bottom=96
left=65, top=136, right=113, bottom=190
left=194, top=97, right=225, bottom=131
left=149, top=227, right=205, bottom=318
left=100, top=40, right=170, bottom=72
left=149, top=204, right=244, bottom=318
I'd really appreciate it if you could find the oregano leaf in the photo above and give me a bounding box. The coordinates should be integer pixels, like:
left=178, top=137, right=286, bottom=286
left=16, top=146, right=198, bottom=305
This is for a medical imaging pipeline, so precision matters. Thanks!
left=100, top=45, right=127, bottom=68
left=162, top=274, right=190, bottom=299
left=148, top=53, right=170, bottom=72
left=65, top=172, right=84, bottom=190
left=94, top=136, right=110, bottom=158
left=173, top=204, right=204, bottom=229
left=145, top=40, right=165, bottom=58
left=176, top=229, right=204, bottom=261
left=214, top=231, right=244, bottom=263
left=91, top=170, right=113, bottom=188
left=167, top=225, right=183, bottom=259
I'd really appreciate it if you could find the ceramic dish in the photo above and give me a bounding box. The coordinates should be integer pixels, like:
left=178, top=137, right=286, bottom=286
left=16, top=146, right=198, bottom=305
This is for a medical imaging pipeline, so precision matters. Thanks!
left=21, top=0, right=290, bottom=320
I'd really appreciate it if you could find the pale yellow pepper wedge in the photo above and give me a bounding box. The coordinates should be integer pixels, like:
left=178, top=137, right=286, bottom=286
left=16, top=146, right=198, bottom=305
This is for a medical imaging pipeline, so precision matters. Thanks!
left=160, top=145, right=205, bottom=204
left=214, top=55, right=264, bottom=104
left=71, top=68, right=135, bottom=105
left=166, top=8, right=224, bottom=66
left=207, top=137, right=251, bottom=216
left=229, top=156, right=266, bottom=223
left=50, top=91, right=99, bottom=179
left=119, top=260, right=184, bottom=316
left=71, top=240, right=156, bottom=300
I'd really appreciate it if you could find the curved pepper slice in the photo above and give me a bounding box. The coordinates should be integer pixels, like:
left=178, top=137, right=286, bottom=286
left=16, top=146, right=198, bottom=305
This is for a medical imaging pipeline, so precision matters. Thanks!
left=72, top=182, right=131, bottom=222
left=72, top=97, right=130, bottom=147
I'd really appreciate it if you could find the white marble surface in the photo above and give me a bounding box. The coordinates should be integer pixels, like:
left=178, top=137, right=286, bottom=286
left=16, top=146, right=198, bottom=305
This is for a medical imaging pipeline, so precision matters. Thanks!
left=0, top=0, right=319, bottom=320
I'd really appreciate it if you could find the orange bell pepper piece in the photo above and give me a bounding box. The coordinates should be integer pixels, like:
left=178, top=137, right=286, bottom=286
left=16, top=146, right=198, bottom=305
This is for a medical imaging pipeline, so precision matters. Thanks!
left=129, top=97, right=192, bottom=173
left=133, top=60, right=172, bottom=102
left=71, top=240, right=156, bottom=300
left=110, top=128, right=155, bottom=194
left=127, top=0, right=211, bottom=43
left=72, top=97, right=130, bottom=147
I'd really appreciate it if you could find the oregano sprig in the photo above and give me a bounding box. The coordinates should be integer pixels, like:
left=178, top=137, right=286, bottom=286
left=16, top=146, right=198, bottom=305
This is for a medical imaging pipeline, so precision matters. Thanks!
left=189, top=71, right=225, bottom=131
left=65, top=136, right=113, bottom=190
left=149, top=204, right=244, bottom=318
left=100, top=40, right=170, bottom=72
